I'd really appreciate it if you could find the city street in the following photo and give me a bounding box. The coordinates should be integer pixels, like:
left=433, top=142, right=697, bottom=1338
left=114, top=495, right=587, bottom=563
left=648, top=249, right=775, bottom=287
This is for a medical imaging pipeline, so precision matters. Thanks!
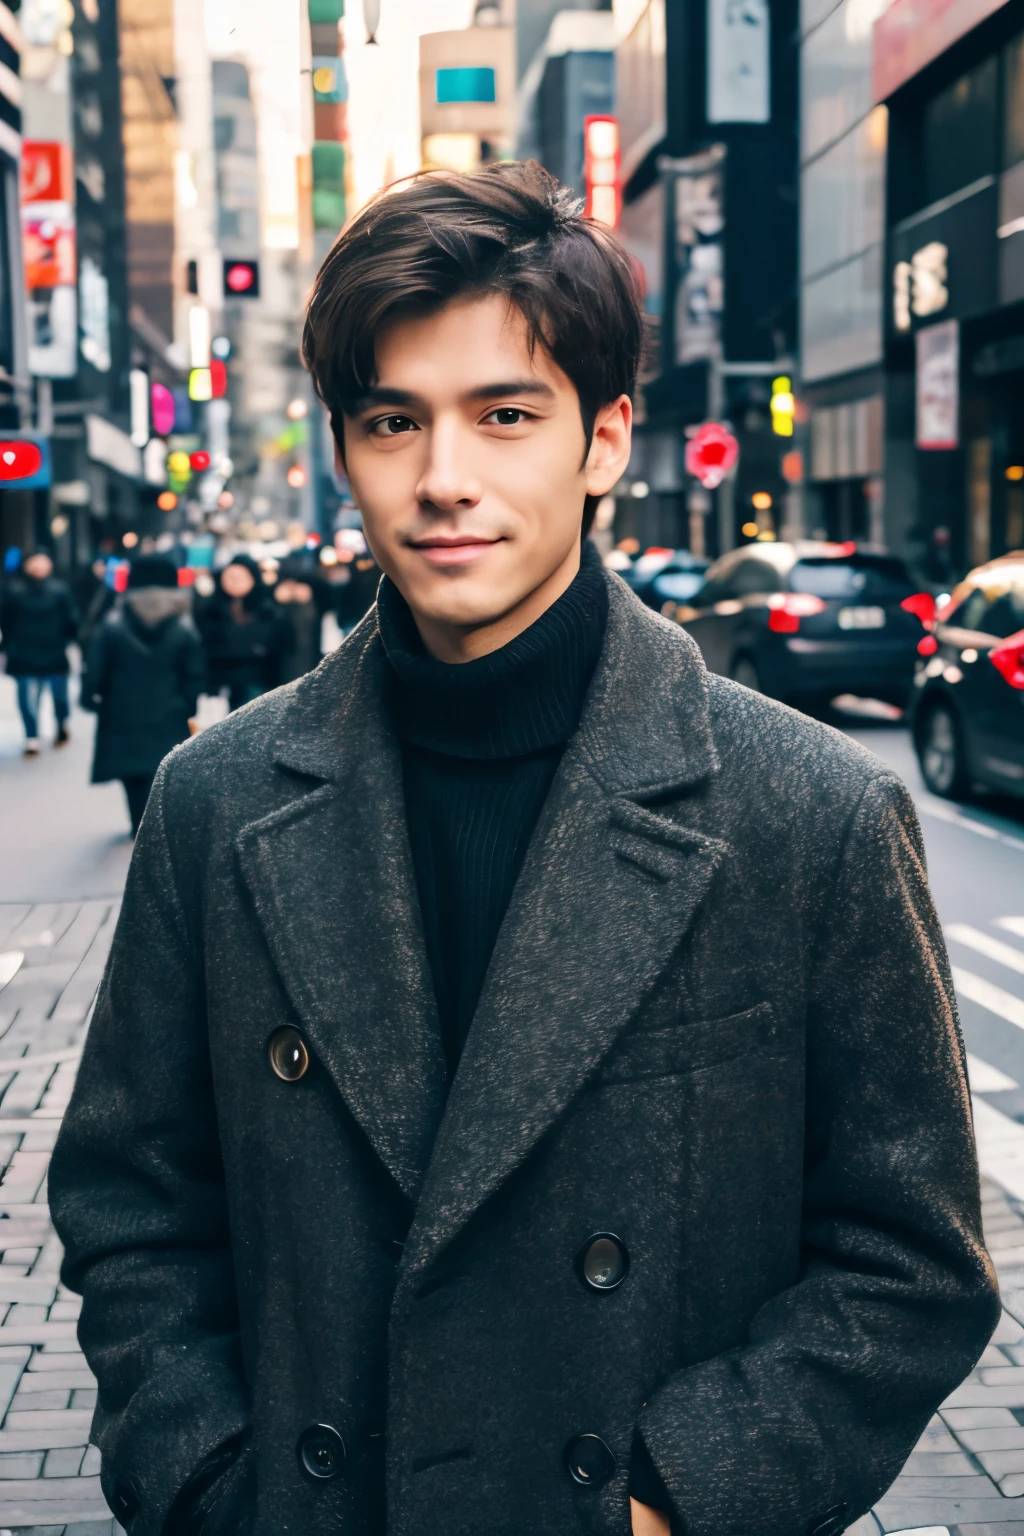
left=1, top=686, right=1024, bottom=1534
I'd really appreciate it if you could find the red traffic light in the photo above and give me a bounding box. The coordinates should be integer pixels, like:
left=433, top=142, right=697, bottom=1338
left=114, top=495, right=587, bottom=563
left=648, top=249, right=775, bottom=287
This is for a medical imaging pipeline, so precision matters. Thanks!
left=224, top=260, right=259, bottom=296
left=684, top=422, right=739, bottom=490
left=0, top=440, right=43, bottom=480
left=189, top=450, right=211, bottom=471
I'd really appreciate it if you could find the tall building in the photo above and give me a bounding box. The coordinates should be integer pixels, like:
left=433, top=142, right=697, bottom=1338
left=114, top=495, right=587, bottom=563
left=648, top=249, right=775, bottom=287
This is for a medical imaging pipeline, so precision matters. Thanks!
left=877, top=0, right=1024, bottom=579
left=799, top=0, right=893, bottom=546
left=0, top=1, right=31, bottom=560
left=614, top=0, right=799, bottom=555
left=517, top=7, right=615, bottom=193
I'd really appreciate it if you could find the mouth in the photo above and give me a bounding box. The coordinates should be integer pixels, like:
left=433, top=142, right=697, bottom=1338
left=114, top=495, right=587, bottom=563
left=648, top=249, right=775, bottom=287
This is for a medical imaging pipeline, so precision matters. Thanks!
left=408, top=534, right=504, bottom=567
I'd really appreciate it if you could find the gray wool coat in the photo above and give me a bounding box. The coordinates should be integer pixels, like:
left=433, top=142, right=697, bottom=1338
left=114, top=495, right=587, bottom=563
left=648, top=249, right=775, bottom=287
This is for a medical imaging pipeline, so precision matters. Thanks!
left=48, top=572, right=998, bottom=1536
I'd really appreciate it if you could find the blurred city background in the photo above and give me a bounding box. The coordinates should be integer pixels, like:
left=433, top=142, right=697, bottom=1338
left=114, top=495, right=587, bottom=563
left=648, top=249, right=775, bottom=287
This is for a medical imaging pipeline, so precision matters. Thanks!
left=1, top=1, right=1024, bottom=1533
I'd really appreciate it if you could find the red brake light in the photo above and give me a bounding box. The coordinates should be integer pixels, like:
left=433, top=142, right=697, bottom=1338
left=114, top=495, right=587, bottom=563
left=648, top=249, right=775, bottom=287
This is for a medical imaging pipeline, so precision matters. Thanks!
left=766, top=593, right=826, bottom=634
left=990, top=629, right=1024, bottom=689
left=177, top=567, right=196, bottom=587
left=643, top=546, right=673, bottom=557
left=917, top=634, right=939, bottom=656
left=901, top=591, right=937, bottom=627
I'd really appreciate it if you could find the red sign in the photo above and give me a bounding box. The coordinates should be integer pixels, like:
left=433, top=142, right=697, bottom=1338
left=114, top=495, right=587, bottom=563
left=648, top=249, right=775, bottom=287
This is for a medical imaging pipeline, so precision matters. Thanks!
left=210, top=359, right=227, bottom=398
left=685, top=422, right=739, bottom=489
left=20, top=143, right=73, bottom=205
left=22, top=205, right=76, bottom=291
left=0, top=441, right=43, bottom=480
left=873, top=0, right=1011, bottom=101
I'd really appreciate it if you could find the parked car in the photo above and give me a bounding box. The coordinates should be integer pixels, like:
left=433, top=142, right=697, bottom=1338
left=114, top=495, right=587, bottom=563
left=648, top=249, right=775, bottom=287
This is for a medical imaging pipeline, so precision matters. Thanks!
left=672, top=541, right=933, bottom=707
left=621, top=547, right=709, bottom=612
left=911, top=552, right=1024, bottom=799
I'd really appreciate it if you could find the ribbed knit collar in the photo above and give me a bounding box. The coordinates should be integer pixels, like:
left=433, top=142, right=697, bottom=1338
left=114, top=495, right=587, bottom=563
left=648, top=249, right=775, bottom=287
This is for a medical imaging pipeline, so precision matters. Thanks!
left=378, top=540, right=609, bottom=760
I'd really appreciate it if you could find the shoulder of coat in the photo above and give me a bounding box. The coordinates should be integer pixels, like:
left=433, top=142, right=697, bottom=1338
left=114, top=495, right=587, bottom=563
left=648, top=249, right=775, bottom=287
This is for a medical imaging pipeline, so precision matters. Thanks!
left=704, top=671, right=888, bottom=806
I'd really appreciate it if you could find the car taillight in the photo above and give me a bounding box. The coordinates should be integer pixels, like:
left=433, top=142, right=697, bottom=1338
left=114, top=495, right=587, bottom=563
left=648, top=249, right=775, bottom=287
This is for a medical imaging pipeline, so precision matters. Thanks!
left=766, top=593, right=826, bottom=634
left=990, top=629, right=1024, bottom=690
left=901, top=591, right=937, bottom=627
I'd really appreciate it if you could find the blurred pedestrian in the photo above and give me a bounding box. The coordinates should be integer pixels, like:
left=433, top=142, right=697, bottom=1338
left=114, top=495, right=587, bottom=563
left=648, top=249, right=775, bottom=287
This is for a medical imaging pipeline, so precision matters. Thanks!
left=273, top=556, right=324, bottom=682
left=197, top=554, right=290, bottom=710
left=80, top=555, right=204, bottom=836
left=0, top=550, right=79, bottom=756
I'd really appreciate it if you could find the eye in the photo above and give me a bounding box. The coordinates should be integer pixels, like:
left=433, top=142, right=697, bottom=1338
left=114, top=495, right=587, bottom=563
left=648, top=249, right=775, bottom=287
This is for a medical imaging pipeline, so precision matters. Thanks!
left=370, top=414, right=418, bottom=437
left=484, top=407, right=528, bottom=427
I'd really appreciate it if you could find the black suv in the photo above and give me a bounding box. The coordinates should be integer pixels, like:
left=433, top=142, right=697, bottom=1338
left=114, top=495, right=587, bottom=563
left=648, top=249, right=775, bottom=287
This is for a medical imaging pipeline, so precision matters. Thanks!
left=673, top=541, right=932, bottom=707
left=911, top=553, right=1024, bottom=799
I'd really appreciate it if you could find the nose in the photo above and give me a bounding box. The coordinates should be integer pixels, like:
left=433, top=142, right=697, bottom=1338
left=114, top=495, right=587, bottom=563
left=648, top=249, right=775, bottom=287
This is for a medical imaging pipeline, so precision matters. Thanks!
left=415, top=416, right=482, bottom=514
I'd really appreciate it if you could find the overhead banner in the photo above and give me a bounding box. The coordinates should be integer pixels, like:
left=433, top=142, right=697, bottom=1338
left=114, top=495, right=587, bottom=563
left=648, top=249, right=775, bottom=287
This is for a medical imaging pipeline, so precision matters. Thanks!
left=916, top=318, right=959, bottom=450
left=873, top=0, right=1012, bottom=102
left=707, top=0, right=770, bottom=125
left=20, top=141, right=77, bottom=379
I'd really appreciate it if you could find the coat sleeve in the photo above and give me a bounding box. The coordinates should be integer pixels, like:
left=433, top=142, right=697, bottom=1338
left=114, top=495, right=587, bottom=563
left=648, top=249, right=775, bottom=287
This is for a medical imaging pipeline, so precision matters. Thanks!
left=636, top=770, right=999, bottom=1536
left=79, top=625, right=111, bottom=712
left=48, top=761, right=249, bottom=1536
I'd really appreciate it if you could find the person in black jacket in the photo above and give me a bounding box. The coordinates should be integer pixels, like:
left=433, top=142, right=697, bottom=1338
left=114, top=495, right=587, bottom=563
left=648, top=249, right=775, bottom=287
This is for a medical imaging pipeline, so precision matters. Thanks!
left=0, top=551, right=79, bottom=756
left=196, top=555, right=291, bottom=710
left=81, top=555, right=205, bottom=836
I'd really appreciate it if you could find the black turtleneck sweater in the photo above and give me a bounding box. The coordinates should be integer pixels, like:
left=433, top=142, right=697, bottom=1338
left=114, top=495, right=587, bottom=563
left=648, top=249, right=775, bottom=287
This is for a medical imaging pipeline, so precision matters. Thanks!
left=378, top=545, right=608, bottom=1074
left=377, top=545, right=675, bottom=1526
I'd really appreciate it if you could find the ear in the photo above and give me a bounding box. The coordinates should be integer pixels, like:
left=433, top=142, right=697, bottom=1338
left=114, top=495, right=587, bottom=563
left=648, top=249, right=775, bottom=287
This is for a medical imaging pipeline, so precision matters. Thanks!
left=584, top=394, right=632, bottom=499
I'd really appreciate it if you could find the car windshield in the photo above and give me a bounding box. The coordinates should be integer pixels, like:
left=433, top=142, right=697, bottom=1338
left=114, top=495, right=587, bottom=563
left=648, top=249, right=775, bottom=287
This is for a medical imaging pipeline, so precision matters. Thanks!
left=789, top=557, right=915, bottom=602
left=653, top=571, right=705, bottom=602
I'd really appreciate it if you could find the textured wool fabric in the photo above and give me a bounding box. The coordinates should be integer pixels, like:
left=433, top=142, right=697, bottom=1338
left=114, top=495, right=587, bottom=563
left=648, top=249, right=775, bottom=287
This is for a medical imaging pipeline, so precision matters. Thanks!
left=378, top=543, right=608, bottom=1071
left=49, top=575, right=998, bottom=1536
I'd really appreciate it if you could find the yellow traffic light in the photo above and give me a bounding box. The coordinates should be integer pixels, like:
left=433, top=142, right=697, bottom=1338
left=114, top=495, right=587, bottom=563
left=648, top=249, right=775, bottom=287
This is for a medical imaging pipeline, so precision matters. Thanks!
left=770, top=376, right=795, bottom=438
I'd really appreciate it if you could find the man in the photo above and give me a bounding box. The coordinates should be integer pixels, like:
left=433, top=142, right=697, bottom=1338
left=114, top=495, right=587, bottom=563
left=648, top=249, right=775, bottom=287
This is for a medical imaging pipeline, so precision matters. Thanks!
left=0, top=550, right=78, bottom=755
left=50, top=163, right=997, bottom=1536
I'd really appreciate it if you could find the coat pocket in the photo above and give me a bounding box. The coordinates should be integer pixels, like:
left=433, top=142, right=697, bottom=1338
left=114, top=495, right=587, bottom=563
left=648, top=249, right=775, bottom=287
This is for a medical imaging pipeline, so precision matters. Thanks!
left=595, top=1000, right=779, bottom=1084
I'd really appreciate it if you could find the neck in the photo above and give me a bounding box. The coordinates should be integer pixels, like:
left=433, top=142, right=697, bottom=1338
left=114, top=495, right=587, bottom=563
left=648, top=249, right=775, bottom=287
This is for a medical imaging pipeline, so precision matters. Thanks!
left=410, top=540, right=582, bottom=664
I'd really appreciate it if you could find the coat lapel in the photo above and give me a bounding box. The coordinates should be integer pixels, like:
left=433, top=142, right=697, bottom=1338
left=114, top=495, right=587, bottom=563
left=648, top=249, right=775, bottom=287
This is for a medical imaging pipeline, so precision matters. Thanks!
left=236, top=623, right=447, bottom=1202
left=403, top=578, right=730, bottom=1277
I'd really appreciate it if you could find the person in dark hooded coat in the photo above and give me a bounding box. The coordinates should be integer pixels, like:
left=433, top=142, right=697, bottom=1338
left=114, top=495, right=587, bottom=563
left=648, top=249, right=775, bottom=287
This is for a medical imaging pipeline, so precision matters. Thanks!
left=196, top=554, right=291, bottom=710
left=81, top=555, right=205, bottom=835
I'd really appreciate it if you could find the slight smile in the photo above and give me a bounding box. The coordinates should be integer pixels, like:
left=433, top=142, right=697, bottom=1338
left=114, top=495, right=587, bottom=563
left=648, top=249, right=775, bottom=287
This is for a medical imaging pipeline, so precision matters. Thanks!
left=408, top=534, right=505, bottom=567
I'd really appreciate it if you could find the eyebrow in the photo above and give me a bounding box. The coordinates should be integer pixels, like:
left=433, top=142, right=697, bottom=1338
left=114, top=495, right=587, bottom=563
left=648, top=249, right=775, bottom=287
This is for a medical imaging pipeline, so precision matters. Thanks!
left=350, top=378, right=556, bottom=413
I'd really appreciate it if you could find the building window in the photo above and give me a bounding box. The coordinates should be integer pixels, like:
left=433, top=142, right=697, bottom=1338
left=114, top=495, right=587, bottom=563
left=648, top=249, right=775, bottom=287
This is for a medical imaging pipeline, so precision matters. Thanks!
left=923, top=56, right=998, bottom=206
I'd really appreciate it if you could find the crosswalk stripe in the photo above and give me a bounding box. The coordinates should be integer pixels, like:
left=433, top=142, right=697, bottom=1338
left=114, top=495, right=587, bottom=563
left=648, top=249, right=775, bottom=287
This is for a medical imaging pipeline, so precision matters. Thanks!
left=947, top=924, right=1024, bottom=977
left=952, top=966, right=1024, bottom=1031
left=919, top=795, right=1024, bottom=852
left=966, top=1052, right=1019, bottom=1091
left=996, top=917, right=1024, bottom=941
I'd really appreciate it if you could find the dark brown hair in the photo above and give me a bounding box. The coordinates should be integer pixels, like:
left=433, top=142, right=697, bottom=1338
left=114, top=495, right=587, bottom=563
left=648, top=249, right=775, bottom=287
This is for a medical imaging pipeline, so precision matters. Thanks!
left=301, top=160, right=643, bottom=535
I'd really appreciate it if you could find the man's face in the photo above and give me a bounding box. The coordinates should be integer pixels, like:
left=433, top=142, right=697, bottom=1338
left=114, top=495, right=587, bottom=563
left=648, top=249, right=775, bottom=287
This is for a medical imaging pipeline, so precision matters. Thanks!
left=24, top=553, right=53, bottom=580
left=342, top=294, right=630, bottom=660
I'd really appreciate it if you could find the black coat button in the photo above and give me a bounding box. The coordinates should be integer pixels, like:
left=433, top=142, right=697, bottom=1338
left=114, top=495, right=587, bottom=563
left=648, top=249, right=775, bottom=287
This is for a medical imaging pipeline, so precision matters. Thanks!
left=576, top=1233, right=629, bottom=1291
left=298, top=1423, right=346, bottom=1480
left=565, top=1433, right=617, bottom=1487
left=268, top=1026, right=309, bottom=1082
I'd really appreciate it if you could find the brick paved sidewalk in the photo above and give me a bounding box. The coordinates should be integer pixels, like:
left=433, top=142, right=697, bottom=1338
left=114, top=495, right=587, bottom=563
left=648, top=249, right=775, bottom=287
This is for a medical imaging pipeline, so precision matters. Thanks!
left=2, top=897, right=1024, bottom=1535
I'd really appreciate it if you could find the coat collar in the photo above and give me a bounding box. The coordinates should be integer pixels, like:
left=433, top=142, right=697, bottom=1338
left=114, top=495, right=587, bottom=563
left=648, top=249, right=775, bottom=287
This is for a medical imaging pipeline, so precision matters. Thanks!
left=238, top=575, right=725, bottom=1234
left=271, top=572, right=719, bottom=797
